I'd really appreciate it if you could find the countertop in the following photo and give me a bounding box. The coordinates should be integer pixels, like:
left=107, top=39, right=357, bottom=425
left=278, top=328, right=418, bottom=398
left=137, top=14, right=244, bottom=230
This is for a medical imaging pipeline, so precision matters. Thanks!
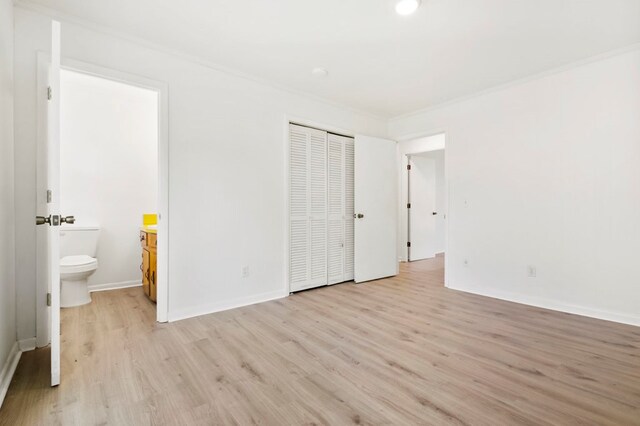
left=140, top=225, right=157, bottom=234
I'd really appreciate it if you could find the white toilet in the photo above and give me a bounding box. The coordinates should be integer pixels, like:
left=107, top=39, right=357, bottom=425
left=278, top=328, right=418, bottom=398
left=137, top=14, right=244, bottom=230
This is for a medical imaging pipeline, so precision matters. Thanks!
left=60, top=226, right=100, bottom=308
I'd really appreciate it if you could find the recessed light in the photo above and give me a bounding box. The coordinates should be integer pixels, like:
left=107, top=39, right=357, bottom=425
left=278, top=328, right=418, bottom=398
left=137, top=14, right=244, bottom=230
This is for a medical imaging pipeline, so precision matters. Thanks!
left=312, top=67, right=329, bottom=78
left=395, top=0, right=421, bottom=15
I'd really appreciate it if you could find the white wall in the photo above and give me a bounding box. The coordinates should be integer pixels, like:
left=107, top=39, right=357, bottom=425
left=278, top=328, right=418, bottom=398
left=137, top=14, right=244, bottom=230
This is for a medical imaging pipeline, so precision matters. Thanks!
left=390, top=48, right=640, bottom=326
left=0, top=0, right=17, bottom=402
left=13, top=6, right=388, bottom=335
left=397, top=134, right=445, bottom=261
left=60, top=70, right=158, bottom=288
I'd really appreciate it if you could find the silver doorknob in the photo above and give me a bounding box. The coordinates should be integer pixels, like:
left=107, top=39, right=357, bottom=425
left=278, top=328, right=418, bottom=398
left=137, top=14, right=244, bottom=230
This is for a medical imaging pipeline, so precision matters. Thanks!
left=35, top=215, right=75, bottom=226
left=61, top=216, right=75, bottom=224
left=36, top=216, right=50, bottom=225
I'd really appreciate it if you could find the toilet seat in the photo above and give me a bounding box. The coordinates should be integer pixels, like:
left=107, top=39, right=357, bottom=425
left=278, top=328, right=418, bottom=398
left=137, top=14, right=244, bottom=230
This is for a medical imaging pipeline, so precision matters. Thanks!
left=60, top=255, right=98, bottom=273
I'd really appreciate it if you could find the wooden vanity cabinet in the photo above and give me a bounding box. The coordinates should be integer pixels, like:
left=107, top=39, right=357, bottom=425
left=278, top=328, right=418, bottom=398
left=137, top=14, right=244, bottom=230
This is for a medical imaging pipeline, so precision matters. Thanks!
left=141, top=248, right=150, bottom=296
left=140, top=230, right=157, bottom=302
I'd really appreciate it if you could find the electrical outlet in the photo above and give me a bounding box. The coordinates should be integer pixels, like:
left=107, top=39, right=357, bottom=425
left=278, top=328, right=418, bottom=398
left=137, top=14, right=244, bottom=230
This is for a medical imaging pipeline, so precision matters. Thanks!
left=527, top=265, right=537, bottom=278
left=242, top=266, right=250, bottom=278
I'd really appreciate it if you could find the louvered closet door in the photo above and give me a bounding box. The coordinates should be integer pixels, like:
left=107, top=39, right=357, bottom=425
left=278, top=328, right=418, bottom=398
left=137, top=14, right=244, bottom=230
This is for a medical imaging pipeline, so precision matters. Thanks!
left=289, top=124, right=327, bottom=291
left=327, top=134, right=355, bottom=284
left=344, top=137, right=355, bottom=281
left=327, top=134, right=345, bottom=284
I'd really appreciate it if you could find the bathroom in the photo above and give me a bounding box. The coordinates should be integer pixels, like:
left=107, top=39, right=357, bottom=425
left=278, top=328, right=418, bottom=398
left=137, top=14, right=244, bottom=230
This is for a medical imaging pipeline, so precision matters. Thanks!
left=58, top=68, right=159, bottom=309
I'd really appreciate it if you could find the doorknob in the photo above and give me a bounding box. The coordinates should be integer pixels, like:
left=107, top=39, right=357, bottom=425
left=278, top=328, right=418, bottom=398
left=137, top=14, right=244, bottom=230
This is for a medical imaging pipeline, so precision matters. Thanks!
left=432, top=212, right=438, bottom=215
left=354, top=213, right=364, bottom=219
left=35, top=215, right=75, bottom=226
left=61, top=216, right=75, bottom=224
left=36, top=216, right=51, bottom=225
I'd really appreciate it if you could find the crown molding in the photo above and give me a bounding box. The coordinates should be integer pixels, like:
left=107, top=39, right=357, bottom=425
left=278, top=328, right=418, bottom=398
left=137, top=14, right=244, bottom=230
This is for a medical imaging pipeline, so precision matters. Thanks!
left=15, top=0, right=640, bottom=126
left=390, top=41, right=640, bottom=123
left=14, top=0, right=387, bottom=122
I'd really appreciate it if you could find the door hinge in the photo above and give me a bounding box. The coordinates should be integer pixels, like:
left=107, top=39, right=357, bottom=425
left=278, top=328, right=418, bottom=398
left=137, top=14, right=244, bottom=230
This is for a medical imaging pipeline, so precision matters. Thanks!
left=46, top=292, right=51, bottom=307
left=407, top=164, right=411, bottom=170
left=407, top=242, right=411, bottom=248
left=47, top=189, right=52, bottom=203
left=407, top=203, right=411, bottom=209
left=47, top=86, right=52, bottom=100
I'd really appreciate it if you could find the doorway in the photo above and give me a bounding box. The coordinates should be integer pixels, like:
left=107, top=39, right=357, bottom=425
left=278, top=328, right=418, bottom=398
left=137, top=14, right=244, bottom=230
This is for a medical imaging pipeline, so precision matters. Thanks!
left=398, top=133, right=446, bottom=265
left=407, top=150, right=445, bottom=261
left=59, top=68, right=158, bottom=305
left=35, top=56, right=170, bottom=358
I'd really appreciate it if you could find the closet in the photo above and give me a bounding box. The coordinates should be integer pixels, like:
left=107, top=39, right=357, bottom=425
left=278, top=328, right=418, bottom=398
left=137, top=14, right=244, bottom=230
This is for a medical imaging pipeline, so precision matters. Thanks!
left=289, top=123, right=354, bottom=292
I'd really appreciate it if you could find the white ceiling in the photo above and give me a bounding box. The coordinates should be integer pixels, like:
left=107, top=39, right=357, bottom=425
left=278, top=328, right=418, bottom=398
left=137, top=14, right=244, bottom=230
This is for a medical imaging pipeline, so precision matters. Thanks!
left=22, top=0, right=640, bottom=118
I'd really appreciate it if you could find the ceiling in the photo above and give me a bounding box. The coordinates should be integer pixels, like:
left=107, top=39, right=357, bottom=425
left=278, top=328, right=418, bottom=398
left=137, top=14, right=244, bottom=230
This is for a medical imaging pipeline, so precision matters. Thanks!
left=21, top=0, right=640, bottom=118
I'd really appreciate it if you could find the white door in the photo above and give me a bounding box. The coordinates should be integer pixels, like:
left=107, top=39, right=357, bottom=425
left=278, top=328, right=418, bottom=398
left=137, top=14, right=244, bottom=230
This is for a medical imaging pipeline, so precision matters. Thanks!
left=327, top=133, right=355, bottom=284
left=354, top=135, right=398, bottom=283
left=343, top=137, right=355, bottom=281
left=289, top=124, right=328, bottom=291
left=408, top=156, right=437, bottom=261
left=327, top=133, right=345, bottom=284
left=35, top=20, right=62, bottom=387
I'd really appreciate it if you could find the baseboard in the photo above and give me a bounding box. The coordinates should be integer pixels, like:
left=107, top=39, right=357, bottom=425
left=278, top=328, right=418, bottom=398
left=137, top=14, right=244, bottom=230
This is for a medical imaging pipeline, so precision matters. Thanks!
left=0, top=342, right=22, bottom=408
left=449, top=284, right=640, bottom=327
left=17, top=338, right=36, bottom=352
left=169, top=289, right=288, bottom=322
left=88, top=280, right=142, bottom=293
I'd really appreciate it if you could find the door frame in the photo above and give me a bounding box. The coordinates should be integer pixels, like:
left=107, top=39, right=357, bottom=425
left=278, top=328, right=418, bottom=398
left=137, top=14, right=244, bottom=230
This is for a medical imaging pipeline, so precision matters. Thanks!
left=36, top=55, right=170, bottom=347
left=282, top=114, right=355, bottom=294
left=396, top=130, right=450, bottom=286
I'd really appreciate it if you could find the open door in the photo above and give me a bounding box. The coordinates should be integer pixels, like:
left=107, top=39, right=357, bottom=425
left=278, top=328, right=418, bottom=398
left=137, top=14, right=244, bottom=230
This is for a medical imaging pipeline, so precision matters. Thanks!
left=354, top=135, right=398, bottom=283
left=408, top=155, right=437, bottom=261
left=35, top=20, right=65, bottom=387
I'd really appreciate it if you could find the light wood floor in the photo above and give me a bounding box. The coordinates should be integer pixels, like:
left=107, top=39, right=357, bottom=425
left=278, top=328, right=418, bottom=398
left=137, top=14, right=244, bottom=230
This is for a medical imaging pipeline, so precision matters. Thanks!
left=2, top=257, right=640, bottom=425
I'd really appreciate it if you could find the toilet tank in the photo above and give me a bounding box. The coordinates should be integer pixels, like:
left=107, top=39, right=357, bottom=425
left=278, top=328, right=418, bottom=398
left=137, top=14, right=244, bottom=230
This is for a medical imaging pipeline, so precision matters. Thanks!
left=60, top=226, right=101, bottom=258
